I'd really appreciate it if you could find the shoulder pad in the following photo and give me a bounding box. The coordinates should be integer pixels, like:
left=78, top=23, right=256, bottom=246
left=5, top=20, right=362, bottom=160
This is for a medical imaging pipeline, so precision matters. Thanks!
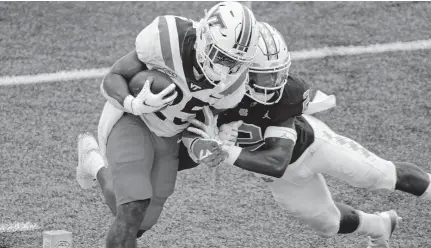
left=135, top=16, right=163, bottom=66
left=281, top=73, right=310, bottom=105
left=135, top=15, right=195, bottom=75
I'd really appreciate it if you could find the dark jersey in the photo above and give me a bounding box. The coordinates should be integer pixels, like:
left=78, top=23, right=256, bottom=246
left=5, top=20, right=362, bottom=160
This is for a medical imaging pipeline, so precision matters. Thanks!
left=177, top=74, right=317, bottom=171
left=217, top=73, right=315, bottom=164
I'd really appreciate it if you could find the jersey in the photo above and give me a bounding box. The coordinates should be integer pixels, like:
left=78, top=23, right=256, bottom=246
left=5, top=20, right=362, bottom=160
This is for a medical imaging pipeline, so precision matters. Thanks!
left=135, top=15, right=248, bottom=137
left=217, top=73, right=315, bottom=163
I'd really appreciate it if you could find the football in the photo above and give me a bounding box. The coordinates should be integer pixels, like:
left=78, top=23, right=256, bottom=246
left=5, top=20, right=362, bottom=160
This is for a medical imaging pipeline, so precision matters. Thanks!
left=128, top=69, right=176, bottom=97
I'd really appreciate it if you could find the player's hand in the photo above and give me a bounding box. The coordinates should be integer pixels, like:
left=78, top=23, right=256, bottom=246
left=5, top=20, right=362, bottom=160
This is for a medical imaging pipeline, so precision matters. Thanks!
left=218, top=120, right=243, bottom=146
left=187, top=106, right=219, bottom=139
left=188, top=138, right=228, bottom=167
left=124, top=76, right=178, bottom=115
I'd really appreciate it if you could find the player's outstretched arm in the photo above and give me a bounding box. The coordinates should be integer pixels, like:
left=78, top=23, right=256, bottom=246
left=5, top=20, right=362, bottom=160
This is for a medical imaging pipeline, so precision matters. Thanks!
left=101, top=50, right=147, bottom=110
left=186, top=110, right=297, bottom=178
left=226, top=118, right=297, bottom=178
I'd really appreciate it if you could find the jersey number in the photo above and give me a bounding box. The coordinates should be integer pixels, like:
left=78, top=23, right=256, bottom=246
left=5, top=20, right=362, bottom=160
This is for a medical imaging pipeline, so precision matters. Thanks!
left=237, top=123, right=264, bottom=151
left=173, top=97, right=206, bottom=125
left=302, top=89, right=310, bottom=113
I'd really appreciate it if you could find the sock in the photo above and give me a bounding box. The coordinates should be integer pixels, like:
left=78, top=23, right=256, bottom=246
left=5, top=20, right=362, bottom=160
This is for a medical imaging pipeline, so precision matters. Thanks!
left=85, top=150, right=106, bottom=179
left=354, top=211, right=385, bottom=238
left=336, top=203, right=360, bottom=234
left=420, top=173, right=431, bottom=200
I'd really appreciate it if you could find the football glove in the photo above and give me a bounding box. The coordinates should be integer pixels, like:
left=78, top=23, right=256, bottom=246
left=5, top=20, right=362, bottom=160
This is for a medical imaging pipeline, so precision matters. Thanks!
left=187, top=106, right=219, bottom=140
left=123, top=76, right=178, bottom=115
left=184, top=137, right=229, bottom=168
left=218, top=120, right=243, bottom=146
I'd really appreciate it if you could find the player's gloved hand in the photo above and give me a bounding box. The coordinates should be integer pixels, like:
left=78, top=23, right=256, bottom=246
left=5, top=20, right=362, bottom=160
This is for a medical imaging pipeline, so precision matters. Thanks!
left=187, top=106, right=219, bottom=139
left=189, top=138, right=229, bottom=168
left=218, top=120, right=243, bottom=146
left=123, top=76, right=178, bottom=115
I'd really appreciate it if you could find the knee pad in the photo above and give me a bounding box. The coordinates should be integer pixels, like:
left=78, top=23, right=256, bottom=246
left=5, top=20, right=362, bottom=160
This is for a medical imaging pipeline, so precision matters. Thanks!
left=303, top=205, right=341, bottom=238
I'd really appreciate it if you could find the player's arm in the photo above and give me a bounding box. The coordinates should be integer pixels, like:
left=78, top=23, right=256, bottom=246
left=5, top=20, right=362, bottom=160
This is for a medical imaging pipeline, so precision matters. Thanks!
left=101, top=50, right=147, bottom=110
left=182, top=106, right=230, bottom=166
left=101, top=17, right=177, bottom=114
left=224, top=118, right=297, bottom=178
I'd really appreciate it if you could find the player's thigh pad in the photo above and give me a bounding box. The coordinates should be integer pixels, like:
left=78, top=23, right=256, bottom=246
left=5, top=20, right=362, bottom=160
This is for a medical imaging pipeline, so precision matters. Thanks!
left=106, top=113, right=155, bottom=206
left=268, top=174, right=340, bottom=237
left=299, top=115, right=396, bottom=191
left=138, top=129, right=180, bottom=230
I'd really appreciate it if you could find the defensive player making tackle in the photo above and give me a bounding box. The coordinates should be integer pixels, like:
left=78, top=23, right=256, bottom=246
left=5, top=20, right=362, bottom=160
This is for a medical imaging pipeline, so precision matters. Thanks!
left=76, top=2, right=260, bottom=248
left=183, top=22, right=431, bottom=248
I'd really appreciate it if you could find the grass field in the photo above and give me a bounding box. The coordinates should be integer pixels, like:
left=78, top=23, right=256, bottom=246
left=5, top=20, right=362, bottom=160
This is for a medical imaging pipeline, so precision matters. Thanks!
left=1, top=2, right=431, bottom=248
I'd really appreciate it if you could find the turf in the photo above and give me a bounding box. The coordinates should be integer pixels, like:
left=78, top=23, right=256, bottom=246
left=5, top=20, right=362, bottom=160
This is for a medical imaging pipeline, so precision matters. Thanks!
left=1, top=2, right=430, bottom=248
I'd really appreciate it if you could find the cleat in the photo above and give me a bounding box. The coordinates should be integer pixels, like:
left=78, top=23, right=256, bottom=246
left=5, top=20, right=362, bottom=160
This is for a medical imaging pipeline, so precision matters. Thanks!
left=367, top=210, right=401, bottom=248
left=76, top=132, right=100, bottom=189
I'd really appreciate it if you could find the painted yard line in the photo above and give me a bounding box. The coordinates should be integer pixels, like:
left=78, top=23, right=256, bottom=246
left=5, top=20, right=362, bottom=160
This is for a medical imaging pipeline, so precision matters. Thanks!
left=0, top=222, right=41, bottom=233
left=1, top=39, right=431, bottom=86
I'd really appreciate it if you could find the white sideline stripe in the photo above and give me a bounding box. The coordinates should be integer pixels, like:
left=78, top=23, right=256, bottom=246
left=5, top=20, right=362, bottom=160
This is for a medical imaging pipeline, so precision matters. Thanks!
left=1, top=39, right=431, bottom=86
left=290, top=39, right=431, bottom=60
left=0, top=68, right=110, bottom=86
left=0, top=222, right=40, bottom=233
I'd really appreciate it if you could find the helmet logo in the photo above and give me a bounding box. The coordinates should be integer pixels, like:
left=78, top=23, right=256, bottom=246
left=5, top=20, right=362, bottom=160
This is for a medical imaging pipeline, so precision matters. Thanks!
left=207, top=10, right=227, bottom=30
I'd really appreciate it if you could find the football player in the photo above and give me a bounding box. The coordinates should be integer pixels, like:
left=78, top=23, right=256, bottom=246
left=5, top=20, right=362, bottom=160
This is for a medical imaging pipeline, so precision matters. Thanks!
left=75, top=2, right=259, bottom=248
left=185, top=22, right=431, bottom=248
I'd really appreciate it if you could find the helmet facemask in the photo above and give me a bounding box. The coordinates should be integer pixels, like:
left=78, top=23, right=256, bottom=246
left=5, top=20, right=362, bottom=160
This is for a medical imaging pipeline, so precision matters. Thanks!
left=246, top=60, right=290, bottom=105
left=196, top=23, right=253, bottom=87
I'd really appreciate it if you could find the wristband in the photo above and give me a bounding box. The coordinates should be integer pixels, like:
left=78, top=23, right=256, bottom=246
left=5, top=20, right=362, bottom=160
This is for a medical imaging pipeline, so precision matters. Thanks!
left=264, top=126, right=297, bottom=143
left=123, top=95, right=135, bottom=113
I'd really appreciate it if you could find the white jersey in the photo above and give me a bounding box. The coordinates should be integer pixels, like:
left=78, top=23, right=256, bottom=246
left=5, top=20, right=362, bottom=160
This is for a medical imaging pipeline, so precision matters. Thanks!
left=135, top=15, right=247, bottom=137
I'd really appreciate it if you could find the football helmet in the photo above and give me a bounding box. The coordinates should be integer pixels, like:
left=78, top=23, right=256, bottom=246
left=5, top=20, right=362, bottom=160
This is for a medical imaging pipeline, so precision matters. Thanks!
left=246, top=22, right=291, bottom=105
left=195, top=1, right=259, bottom=86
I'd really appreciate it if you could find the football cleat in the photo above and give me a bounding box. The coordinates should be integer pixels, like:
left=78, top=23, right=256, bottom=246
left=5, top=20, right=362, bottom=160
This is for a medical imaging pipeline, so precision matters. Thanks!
left=367, top=210, right=401, bottom=248
left=76, top=132, right=101, bottom=189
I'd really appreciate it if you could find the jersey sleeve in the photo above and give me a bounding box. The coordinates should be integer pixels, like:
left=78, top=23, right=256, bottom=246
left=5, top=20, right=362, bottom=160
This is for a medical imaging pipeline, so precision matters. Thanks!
left=135, top=17, right=165, bottom=68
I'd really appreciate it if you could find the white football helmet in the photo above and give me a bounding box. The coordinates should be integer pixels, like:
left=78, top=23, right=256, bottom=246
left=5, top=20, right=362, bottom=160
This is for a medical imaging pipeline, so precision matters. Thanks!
left=195, top=1, right=259, bottom=87
left=246, top=22, right=291, bottom=105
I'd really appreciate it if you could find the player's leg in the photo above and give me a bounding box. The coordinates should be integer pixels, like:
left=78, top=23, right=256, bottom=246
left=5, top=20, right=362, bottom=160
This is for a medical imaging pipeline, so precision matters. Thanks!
left=139, top=133, right=180, bottom=232
left=96, top=166, right=117, bottom=215
left=78, top=133, right=185, bottom=238
left=268, top=174, right=399, bottom=246
left=336, top=202, right=399, bottom=248
left=106, top=199, right=150, bottom=248
left=76, top=132, right=119, bottom=216
left=268, top=174, right=342, bottom=238
left=300, top=115, right=431, bottom=199
left=104, top=113, right=155, bottom=248
left=394, top=161, right=431, bottom=198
